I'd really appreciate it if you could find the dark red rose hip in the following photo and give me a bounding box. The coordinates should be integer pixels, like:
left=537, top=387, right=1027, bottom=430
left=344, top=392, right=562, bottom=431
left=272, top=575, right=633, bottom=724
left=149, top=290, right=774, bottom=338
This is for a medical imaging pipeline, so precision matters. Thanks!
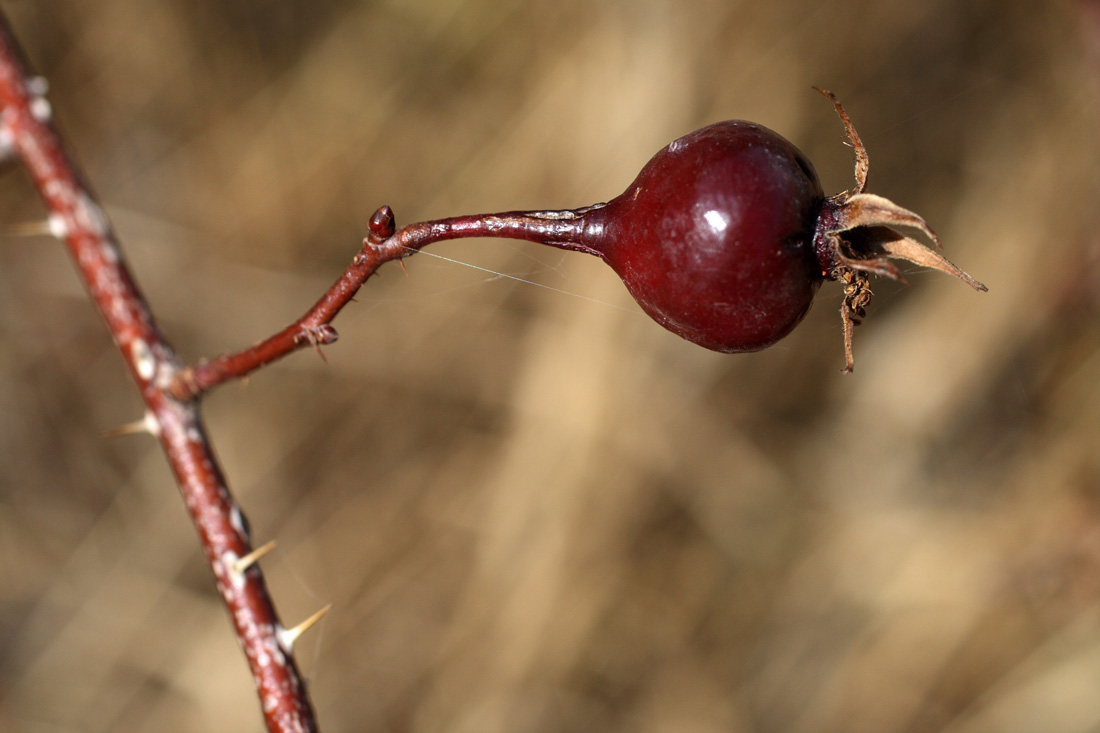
left=370, top=90, right=986, bottom=371
left=577, top=120, right=825, bottom=353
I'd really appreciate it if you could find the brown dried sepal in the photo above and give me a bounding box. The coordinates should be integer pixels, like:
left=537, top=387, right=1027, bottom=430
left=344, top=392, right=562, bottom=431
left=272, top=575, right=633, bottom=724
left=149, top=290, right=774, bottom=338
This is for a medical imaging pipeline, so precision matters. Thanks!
left=816, top=89, right=987, bottom=372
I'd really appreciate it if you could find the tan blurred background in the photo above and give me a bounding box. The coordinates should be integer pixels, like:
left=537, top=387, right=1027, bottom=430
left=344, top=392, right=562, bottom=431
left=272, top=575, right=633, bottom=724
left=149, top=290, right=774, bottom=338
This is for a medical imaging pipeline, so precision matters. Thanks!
left=1, top=0, right=1098, bottom=731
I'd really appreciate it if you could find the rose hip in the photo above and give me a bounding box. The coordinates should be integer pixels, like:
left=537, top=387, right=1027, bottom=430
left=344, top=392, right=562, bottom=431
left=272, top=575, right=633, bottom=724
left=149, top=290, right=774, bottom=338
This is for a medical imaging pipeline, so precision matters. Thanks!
left=370, top=90, right=986, bottom=371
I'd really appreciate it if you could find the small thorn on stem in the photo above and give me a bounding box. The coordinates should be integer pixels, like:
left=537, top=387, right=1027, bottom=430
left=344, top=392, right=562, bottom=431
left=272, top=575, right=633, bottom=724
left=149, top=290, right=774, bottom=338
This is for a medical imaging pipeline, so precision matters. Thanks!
left=398, top=258, right=409, bottom=276
left=4, top=214, right=66, bottom=239
left=4, top=220, right=50, bottom=237
left=231, top=540, right=277, bottom=576
left=279, top=604, right=333, bottom=652
left=102, top=410, right=160, bottom=438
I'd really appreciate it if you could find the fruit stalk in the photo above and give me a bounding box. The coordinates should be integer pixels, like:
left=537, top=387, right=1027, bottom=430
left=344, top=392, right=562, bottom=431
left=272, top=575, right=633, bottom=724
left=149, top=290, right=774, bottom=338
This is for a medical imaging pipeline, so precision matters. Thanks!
left=169, top=206, right=603, bottom=399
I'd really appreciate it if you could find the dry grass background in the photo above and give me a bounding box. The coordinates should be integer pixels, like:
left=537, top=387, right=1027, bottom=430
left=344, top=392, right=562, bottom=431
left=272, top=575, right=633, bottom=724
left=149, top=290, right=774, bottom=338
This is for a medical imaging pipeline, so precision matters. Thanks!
left=0, top=0, right=1098, bottom=731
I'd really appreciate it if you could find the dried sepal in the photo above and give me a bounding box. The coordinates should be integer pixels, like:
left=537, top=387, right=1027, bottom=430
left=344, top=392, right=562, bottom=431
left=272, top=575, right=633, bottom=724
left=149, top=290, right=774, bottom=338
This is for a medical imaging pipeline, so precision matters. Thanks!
left=819, top=94, right=986, bottom=371
left=831, top=199, right=987, bottom=293
left=815, top=87, right=868, bottom=200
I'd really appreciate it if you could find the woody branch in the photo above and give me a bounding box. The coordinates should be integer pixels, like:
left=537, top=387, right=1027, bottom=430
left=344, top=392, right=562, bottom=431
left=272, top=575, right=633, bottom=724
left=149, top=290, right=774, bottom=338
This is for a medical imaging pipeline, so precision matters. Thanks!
left=0, top=12, right=321, bottom=733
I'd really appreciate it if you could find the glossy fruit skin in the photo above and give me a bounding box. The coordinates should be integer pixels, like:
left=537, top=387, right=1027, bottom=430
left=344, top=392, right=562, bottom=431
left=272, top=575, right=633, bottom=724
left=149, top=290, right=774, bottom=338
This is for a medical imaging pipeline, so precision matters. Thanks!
left=580, top=121, right=826, bottom=352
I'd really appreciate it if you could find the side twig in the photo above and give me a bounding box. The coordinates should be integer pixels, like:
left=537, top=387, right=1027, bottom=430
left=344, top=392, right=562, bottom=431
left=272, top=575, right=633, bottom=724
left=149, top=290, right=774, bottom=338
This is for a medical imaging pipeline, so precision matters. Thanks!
left=0, top=13, right=320, bottom=733
left=169, top=205, right=599, bottom=399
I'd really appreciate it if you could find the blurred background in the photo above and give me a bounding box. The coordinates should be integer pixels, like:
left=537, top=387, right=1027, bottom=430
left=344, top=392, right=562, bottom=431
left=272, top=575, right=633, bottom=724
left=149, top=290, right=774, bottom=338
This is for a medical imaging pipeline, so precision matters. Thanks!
left=0, top=0, right=1097, bottom=730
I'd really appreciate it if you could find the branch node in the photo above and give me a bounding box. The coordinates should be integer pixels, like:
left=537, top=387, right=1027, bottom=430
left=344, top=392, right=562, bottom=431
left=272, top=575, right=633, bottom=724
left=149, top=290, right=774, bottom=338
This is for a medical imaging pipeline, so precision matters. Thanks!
left=295, top=324, right=338, bottom=363
left=167, top=365, right=199, bottom=402
left=295, top=324, right=338, bottom=347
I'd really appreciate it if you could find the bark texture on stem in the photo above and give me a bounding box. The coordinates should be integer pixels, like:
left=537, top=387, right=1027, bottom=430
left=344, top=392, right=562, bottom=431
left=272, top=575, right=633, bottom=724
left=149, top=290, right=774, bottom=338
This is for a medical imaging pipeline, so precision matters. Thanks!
left=0, top=12, right=319, bottom=733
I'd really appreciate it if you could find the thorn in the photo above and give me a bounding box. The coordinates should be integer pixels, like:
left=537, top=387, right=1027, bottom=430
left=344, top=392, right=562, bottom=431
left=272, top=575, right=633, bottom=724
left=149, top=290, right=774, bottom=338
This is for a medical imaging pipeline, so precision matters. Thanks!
left=279, top=604, right=332, bottom=651
left=4, top=220, right=53, bottom=238
left=231, top=540, right=277, bottom=575
left=102, top=411, right=159, bottom=438
left=398, top=258, right=409, bottom=277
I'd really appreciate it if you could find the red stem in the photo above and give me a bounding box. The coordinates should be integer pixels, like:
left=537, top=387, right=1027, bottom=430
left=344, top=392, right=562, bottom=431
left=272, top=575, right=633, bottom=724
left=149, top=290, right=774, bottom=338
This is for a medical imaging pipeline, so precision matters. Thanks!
left=170, top=207, right=601, bottom=399
left=0, top=12, right=319, bottom=732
